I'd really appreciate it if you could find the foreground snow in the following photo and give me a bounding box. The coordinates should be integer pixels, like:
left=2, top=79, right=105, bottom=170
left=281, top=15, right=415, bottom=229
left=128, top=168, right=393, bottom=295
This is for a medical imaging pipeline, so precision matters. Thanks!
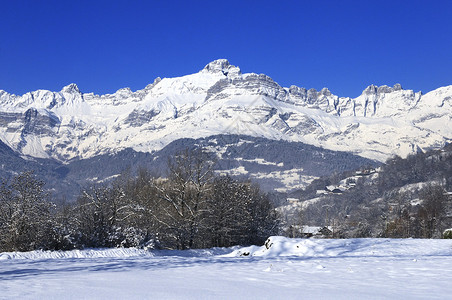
left=1, top=237, right=452, bottom=299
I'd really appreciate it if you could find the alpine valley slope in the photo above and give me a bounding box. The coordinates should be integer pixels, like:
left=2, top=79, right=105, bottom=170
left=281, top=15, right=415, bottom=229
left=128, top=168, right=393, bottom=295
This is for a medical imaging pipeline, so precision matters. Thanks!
left=0, top=59, right=450, bottom=164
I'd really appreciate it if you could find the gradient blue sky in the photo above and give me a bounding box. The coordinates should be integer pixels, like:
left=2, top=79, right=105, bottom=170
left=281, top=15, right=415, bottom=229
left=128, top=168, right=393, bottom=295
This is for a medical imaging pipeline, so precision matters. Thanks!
left=1, top=0, right=451, bottom=97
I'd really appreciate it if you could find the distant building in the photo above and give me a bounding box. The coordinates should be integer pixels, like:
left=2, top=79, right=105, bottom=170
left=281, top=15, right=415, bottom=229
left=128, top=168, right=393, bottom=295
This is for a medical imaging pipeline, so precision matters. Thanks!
left=355, top=168, right=376, bottom=176
left=300, top=226, right=333, bottom=238
left=287, top=197, right=300, bottom=204
left=325, top=185, right=346, bottom=194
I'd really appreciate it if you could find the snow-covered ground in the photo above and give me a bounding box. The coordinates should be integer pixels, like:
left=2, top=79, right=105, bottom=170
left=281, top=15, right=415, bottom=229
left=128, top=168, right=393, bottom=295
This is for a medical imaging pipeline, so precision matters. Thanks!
left=1, top=237, right=452, bottom=299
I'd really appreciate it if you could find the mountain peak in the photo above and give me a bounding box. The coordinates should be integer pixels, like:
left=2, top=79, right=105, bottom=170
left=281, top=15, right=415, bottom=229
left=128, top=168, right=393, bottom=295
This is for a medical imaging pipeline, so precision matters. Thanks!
left=363, top=84, right=378, bottom=94
left=320, top=87, right=332, bottom=96
left=61, top=83, right=80, bottom=94
left=202, top=59, right=241, bottom=77
left=393, top=83, right=403, bottom=91
left=362, top=84, right=404, bottom=95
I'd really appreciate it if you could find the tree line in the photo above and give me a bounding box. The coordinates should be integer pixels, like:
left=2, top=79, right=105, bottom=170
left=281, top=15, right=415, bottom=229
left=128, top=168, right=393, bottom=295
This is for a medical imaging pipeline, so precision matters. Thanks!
left=2, top=144, right=450, bottom=253
left=0, top=149, right=279, bottom=252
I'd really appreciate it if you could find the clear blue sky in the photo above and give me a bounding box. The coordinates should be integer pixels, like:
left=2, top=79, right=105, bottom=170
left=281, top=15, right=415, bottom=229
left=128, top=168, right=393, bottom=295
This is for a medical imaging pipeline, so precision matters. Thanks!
left=1, top=0, right=451, bottom=97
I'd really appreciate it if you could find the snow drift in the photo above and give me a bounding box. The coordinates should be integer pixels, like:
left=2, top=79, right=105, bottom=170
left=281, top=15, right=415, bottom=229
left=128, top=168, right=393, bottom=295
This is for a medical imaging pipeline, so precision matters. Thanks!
left=227, top=236, right=452, bottom=257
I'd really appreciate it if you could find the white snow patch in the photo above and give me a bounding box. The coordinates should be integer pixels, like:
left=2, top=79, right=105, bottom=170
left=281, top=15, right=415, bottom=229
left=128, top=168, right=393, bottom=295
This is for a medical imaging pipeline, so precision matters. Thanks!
left=216, top=166, right=248, bottom=176
left=236, top=157, right=283, bottom=166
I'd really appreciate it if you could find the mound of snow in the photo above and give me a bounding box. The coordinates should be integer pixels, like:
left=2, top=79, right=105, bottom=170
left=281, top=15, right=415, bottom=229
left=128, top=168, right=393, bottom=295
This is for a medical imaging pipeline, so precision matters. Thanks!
left=0, top=247, right=155, bottom=260
left=225, top=236, right=452, bottom=257
left=0, top=246, right=237, bottom=261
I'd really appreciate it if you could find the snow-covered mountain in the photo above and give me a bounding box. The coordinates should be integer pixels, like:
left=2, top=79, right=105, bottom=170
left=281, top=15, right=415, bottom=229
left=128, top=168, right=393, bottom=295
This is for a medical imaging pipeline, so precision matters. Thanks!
left=0, top=59, right=450, bottom=162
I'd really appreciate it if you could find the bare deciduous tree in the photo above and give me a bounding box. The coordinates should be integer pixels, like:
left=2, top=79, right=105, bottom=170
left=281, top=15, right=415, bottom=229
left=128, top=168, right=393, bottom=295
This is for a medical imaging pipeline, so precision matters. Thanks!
left=0, top=172, right=54, bottom=251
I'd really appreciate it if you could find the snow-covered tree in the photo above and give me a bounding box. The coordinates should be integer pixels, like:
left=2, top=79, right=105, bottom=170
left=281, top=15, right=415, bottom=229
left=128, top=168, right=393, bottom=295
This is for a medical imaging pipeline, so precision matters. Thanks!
left=0, top=172, right=55, bottom=251
left=151, top=149, right=215, bottom=249
left=205, top=176, right=279, bottom=247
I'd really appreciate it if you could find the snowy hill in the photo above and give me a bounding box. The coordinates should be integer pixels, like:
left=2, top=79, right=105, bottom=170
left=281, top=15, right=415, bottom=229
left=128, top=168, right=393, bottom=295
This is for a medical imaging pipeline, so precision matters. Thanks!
left=0, top=59, right=450, bottom=162
left=279, top=143, right=452, bottom=238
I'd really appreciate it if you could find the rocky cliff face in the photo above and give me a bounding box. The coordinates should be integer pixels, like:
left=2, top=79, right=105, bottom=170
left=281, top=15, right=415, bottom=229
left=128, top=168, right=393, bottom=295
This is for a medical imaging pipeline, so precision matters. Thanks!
left=0, top=59, right=450, bottom=162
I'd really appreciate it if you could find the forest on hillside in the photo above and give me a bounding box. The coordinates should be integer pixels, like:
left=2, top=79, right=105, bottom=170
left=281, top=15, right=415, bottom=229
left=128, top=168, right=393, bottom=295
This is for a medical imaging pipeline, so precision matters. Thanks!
left=289, top=144, right=452, bottom=239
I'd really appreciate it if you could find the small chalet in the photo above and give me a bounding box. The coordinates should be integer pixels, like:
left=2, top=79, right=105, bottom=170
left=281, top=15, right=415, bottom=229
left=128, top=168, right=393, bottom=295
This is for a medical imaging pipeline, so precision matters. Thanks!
left=301, top=226, right=333, bottom=238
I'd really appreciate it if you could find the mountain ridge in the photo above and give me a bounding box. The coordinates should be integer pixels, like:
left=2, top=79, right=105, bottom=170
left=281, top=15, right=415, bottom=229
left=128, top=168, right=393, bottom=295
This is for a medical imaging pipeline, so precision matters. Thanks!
left=0, top=59, right=450, bottom=162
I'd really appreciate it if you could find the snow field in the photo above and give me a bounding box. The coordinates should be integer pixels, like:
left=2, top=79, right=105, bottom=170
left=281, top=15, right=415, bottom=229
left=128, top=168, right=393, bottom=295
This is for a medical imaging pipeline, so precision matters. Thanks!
left=1, top=237, right=452, bottom=299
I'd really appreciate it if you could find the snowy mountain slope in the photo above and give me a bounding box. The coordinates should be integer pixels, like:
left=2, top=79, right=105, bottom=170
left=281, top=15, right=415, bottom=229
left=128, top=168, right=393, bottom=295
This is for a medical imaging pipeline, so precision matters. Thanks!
left=134, top=134, right=377, bottom=193
left=0, top=134, right=376, bottom=201
left=0, top=138, right=66, bottom=190
left=0, top=59, right=450, bottom=162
